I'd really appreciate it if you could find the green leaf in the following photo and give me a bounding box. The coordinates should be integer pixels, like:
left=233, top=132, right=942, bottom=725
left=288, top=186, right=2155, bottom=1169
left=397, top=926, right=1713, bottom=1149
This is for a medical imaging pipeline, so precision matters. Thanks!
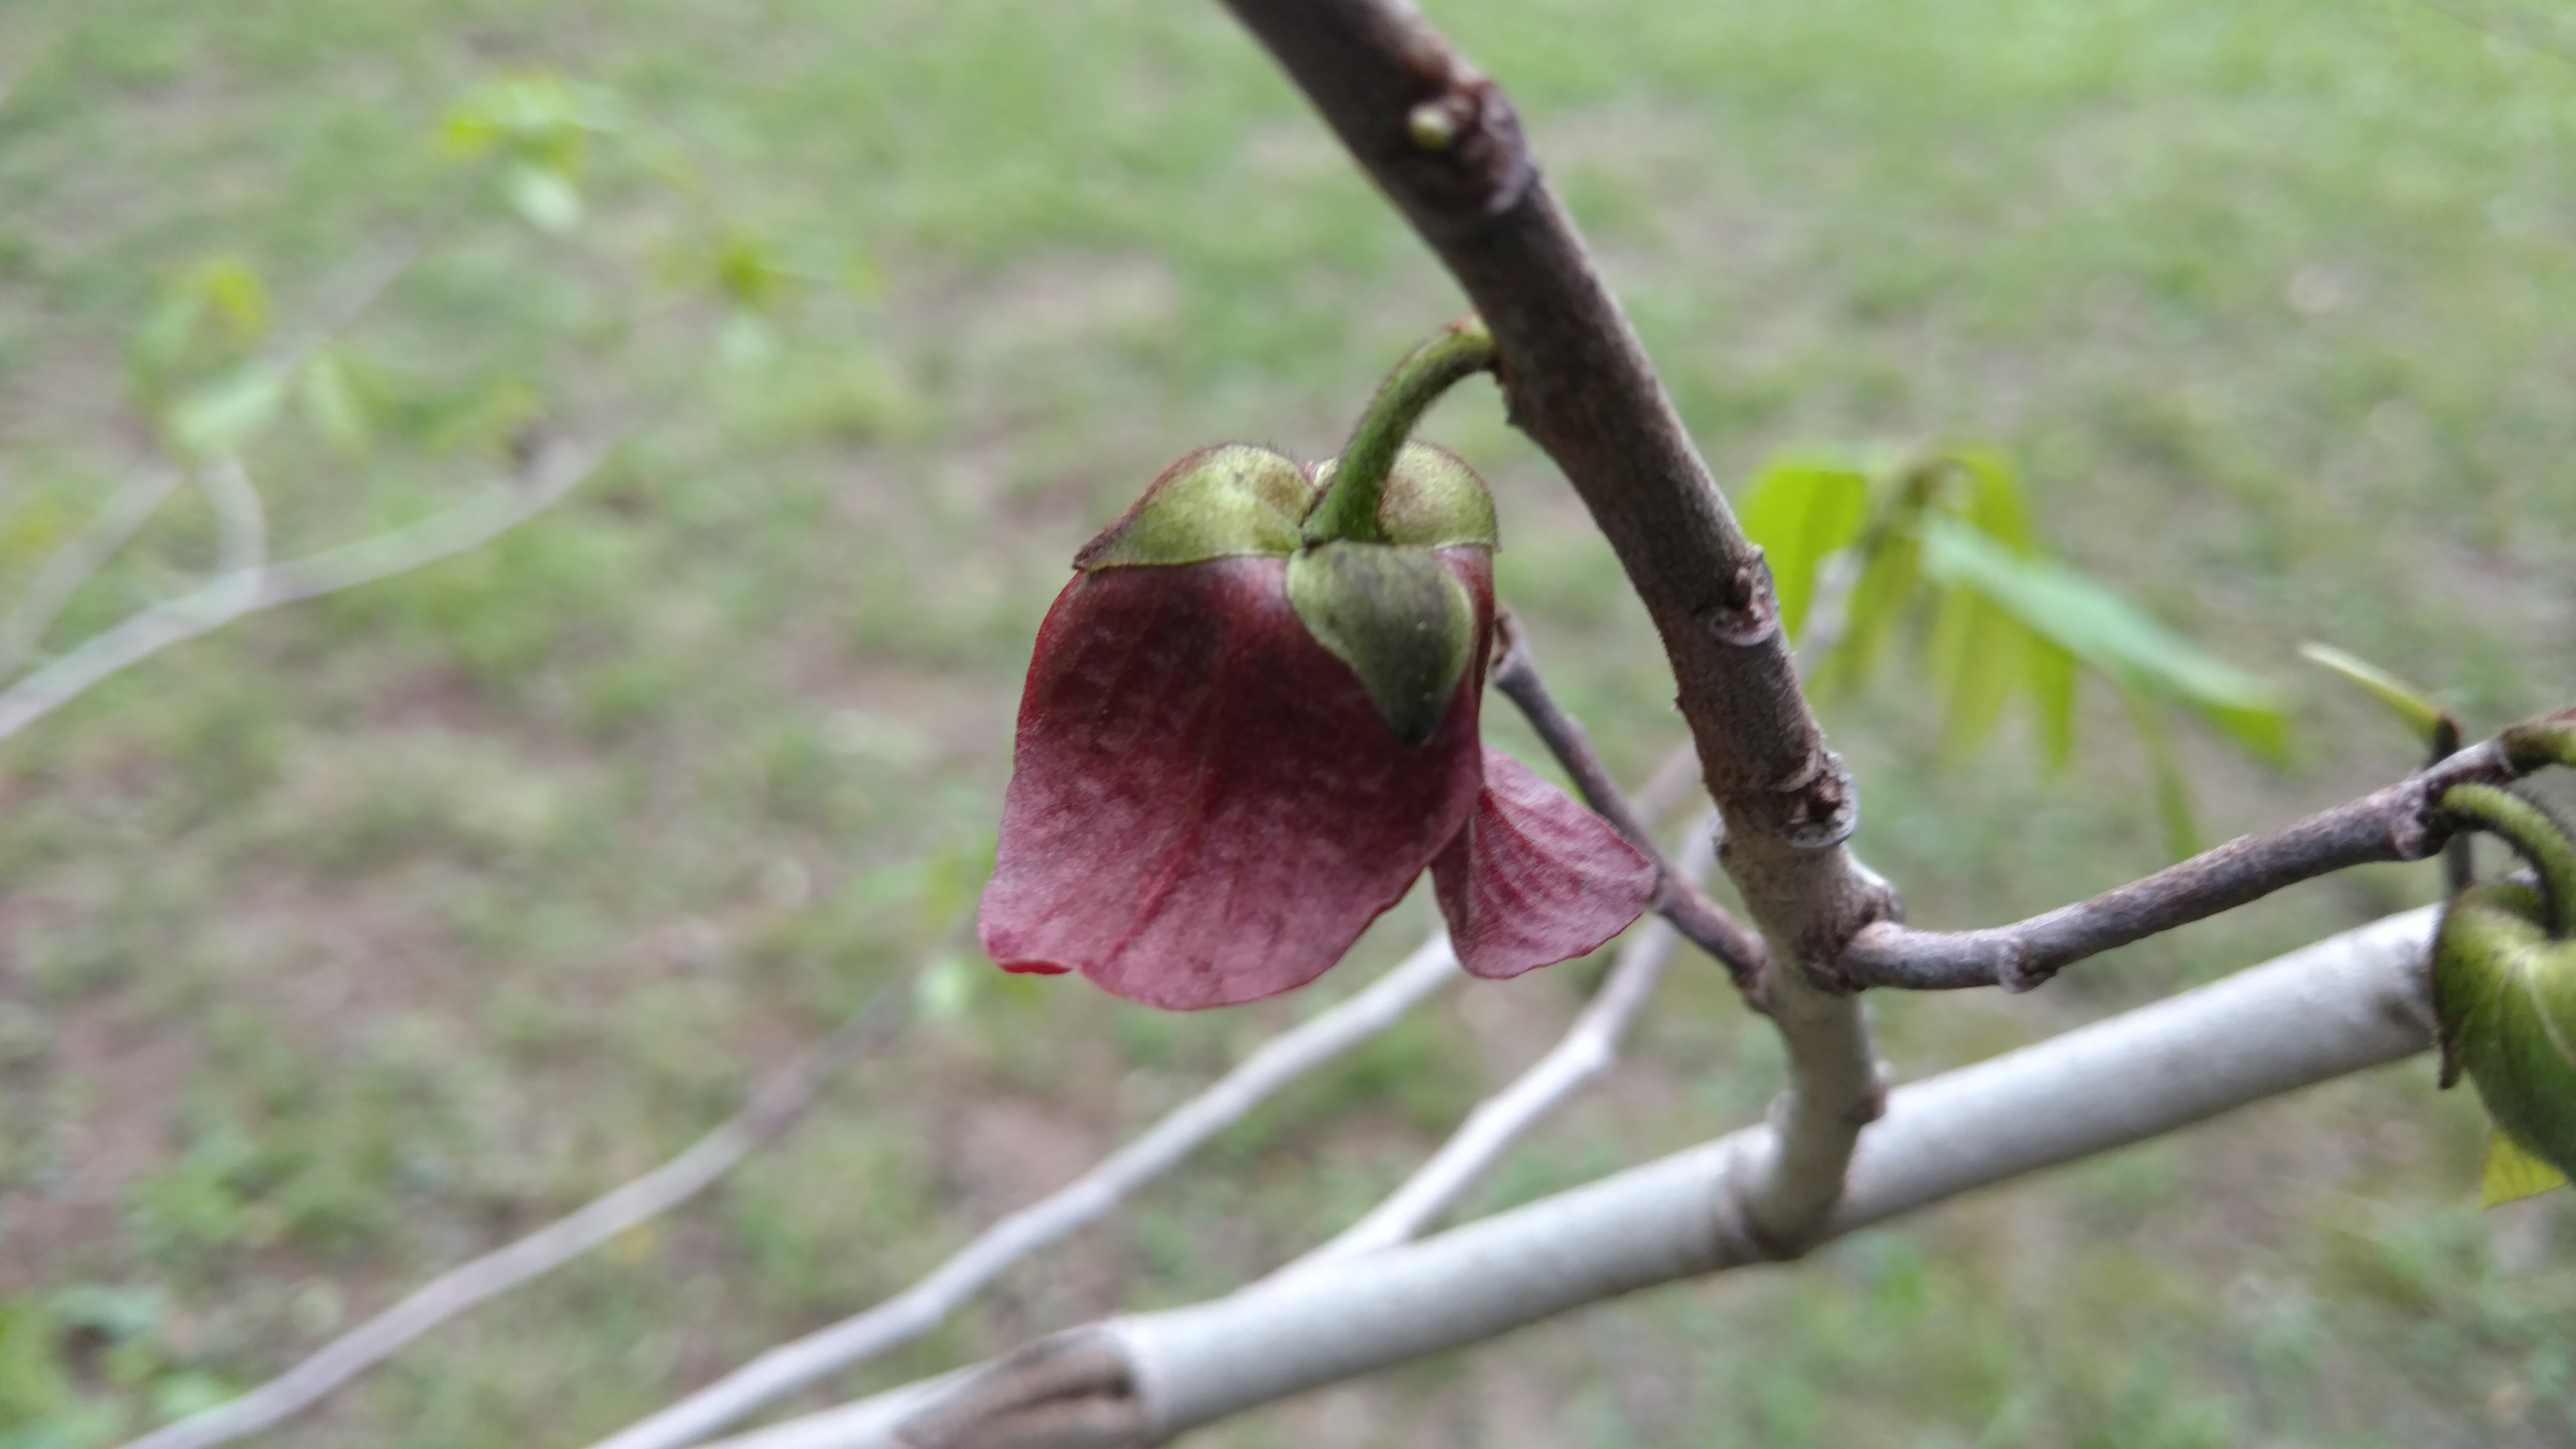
left=167, top=366, right=286, bottom=458
left=1919, top=514, right=2288, bottom=765
left=2300, top=642, right=2450, bottom=747
left=1736, top=458, right=1869, bottom=642
left=713, top=234, right=794, bottom=315
left=2029, top=637, right=2079, bottom=770
left=298, top=353, right=371, bottom=455
left=2481, top=1129, right=2568, bottom=1207
left=2120, top=684, right=2200, bottom=859
left=1816, top=527, right=1918, bottom=697
left=133, top=289, right=206, bottom=378
left=1941, top=445, right=2034, bottom=551
left=914, top=953, right=979, bottom=1024
left=441, top=72, right=620, bottom=167
left=1928, top=582, right=2027, bottom=756
left=194, top=257, right=270, bottom=342
left=502, top=161, right=583, bottom=235
left=129, top=259, right=270, bottom=396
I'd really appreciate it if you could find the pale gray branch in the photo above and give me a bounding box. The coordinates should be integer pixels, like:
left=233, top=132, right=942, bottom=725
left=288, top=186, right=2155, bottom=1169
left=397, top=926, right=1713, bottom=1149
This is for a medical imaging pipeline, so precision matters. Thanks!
left=0, top=432, right=602, bottom=744
left=1288, top=816, right=1719, bottom=1270
left=0, top=466, right=183, bottom=679
left=118, top=985, right=905, bottom=1449
left=585, top=933, right=1465, bottom=1449
left=723, top=908, right=2435, bottom=1449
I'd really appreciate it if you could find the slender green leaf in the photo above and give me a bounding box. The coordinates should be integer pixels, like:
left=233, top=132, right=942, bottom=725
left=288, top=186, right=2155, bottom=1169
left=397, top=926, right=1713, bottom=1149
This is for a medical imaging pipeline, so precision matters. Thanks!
left=712, top=234, right=797, bottom=315
left=1920, top=515, right=2288, bottom=764
left=1737, top=458, right=1869, bottom=643
left=2300, top=642, right=2450, bottom=746
left=167, top=366, right=286, bottom=458
left=298, top=352, right=371, bottom=455
left=1817, top=529, right=1918, bottom=696
left=441, top=72, right=621, bottom=167
left=914, top=953, right=979, bottom=1024
left=503, top=161, right=583, bottom=235
left=2029, top=636, right=2080, bottom=770
left=2120, top=684, right=2200, bottom=859
left=1929, top=583, right=2026, bottom=756
left=194, top=257, right=270, bottom=341
left=1943, top=445, right=2034, bottom=551
left=133, top=289, right=205, bottom=379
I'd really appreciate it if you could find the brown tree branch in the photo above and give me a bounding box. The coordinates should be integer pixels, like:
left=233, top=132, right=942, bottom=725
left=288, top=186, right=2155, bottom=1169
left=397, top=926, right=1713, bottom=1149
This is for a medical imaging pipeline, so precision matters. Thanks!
left=1837, top=707, right=2576, bottom=992
left=1218, top=0, right=1885, bottom=1259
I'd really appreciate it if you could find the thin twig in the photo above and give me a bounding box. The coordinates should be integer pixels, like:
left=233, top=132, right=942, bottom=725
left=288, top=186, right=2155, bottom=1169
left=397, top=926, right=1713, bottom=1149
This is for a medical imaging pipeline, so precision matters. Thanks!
left=1285, top=813, right=1720, bottom=1270
left=1489, top=611, right=1765, bottom=986
left=118, top=985, right=909, bottom=1449
left=0, top=430, right=604, bottom=744
left=0, top=467, right=184, bottom=679
left=582, top=933, right=1465, bottom=1449
left=1838, top=707, right=2576, bottom=992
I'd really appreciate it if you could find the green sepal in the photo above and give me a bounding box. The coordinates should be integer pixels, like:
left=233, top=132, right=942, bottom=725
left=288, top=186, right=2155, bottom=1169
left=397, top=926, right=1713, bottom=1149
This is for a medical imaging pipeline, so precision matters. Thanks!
left=1286, top=540, right=1476, bottom=746
left=2435, top=880, right=2576, bottom=1181
left=2481, top=1129, right=2567, bottom=1207
left=1075, top=444, right=1317, bottom=570
left=1310, top=443, right=1499, bottom=551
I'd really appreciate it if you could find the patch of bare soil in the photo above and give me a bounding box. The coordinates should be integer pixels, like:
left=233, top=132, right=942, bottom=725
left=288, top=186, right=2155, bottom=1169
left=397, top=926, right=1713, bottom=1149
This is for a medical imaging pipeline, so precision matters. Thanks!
left=0, top=994, right=195, bottom=1291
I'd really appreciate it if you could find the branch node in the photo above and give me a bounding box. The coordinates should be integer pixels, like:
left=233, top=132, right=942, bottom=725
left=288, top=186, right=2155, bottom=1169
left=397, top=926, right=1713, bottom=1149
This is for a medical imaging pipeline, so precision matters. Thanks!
left=1776, top=748, right=1858, bottom=851
left=1385, top=55, right=1533, bottom=218
left=1847, top=1061, right=1894, bottom=1126
left=894, top=1332, right=1140, bottom=1449
left=1719, top=1122, right=1819, bottom=1262
left=1766, top=746, right=1827, bottom=795
left=1695, top=552, right=1782, bottom=648
left=2387, top=778, right=2444, bottom=862
left=1700, top=1147, right=1794, bottom=1267
left=1996, top=944, right=2053, bottom=995
left=1405, top=96, right=1464, bottom=151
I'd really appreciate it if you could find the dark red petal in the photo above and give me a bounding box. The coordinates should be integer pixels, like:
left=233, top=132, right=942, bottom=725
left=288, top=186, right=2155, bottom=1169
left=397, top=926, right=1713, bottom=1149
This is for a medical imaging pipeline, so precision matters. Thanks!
left=1430, top=746, right=1658, bottom=980
left=979, top=552, right=1491, bottom=1010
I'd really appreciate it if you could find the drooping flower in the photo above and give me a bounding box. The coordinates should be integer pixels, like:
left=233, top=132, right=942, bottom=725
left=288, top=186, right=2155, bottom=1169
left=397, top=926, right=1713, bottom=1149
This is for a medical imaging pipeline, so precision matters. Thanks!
left=977, top=440, right=1656, bottom=1010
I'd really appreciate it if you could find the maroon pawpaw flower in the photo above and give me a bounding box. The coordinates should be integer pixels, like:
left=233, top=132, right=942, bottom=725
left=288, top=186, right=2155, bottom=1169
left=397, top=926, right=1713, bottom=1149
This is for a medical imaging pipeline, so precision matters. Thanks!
left=978, top=442, right=1657, bottom=1010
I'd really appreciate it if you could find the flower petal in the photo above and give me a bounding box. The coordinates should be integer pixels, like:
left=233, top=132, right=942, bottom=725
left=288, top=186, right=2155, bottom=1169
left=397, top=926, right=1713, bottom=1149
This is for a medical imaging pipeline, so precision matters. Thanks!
left=1430, top=746, right=1658, bottom=980
left=979, top=553, right=1490, bottom=1009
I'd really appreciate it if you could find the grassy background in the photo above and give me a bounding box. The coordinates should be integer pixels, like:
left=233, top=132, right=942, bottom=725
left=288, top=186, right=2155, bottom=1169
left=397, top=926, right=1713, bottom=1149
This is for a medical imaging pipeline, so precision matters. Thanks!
left=2, top=0, right=2575, bottom=1444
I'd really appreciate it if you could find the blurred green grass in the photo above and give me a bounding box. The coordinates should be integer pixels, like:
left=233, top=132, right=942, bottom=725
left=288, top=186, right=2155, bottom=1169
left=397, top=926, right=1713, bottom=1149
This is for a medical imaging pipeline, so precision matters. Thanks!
left=1, top=0, right=2574, bottom=1444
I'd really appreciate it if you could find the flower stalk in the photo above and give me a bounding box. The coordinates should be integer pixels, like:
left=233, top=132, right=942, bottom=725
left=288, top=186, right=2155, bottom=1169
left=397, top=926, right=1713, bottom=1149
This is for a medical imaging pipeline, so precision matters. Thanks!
left=1303, top=317, right=1497, bottom=547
